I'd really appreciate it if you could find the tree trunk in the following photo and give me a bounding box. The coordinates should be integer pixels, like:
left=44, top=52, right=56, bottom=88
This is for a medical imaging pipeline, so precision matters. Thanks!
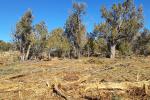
left=78, top=48, right=81, bottom=58
left=74, top=47, right=77, bottom=58
left=25, top=44, right=31, bottom=60
left=21, top=47, right=25, bottom=61
left=48, top=50, right=51, bottom=60
left=110, top=44, right=116, bottom=59
left=88, top=45, right=90, bottom=58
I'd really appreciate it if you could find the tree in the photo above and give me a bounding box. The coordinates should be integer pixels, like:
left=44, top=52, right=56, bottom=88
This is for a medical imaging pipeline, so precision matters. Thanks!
left=34, top=21, right=48, bottom=58
left=64, top=2, right=86, bottom=58
left=118, top=40, right=133, bottom=56
left=13, top=10, right=34, bottom=61
left=47, top=28, right=70, bottom=58
left=84, top=33, right=95, bottom=57
left=134, top=28, right=150, bottom=56
left=94, top=0, right=143, bottom=58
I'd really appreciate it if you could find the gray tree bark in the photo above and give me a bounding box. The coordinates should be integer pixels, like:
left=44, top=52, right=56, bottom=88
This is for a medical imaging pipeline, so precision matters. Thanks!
left=110, top=44, right=116, bottom=59
left=48, top=52, right=51, bottom=60
left=25, top=44, right=31, bottom=60
left=21, top=47, right=25, bottom=61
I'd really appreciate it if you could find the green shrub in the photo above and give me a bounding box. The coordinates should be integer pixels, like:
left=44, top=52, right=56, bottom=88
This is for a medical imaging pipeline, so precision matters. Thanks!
left=118, top=41, right=133, bottom=56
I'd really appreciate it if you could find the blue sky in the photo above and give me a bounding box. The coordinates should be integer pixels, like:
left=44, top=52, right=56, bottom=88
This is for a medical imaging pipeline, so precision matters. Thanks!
left=0, top=0, right=150, bottom=42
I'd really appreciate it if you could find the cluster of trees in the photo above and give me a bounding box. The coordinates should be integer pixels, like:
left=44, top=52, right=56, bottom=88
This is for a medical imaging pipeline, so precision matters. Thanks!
left=0, top=40, right=13, bottom=51
left=12, top=0, right=150, bottom=60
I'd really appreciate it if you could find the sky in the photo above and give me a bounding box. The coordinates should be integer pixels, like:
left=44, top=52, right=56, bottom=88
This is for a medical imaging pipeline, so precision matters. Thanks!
left=0, top=0, right=150, bottom=42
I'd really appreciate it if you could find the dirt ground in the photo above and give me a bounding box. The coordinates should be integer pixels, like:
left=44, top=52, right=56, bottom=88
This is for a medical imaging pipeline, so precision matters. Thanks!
left=0, top=56, right=150, bottom=99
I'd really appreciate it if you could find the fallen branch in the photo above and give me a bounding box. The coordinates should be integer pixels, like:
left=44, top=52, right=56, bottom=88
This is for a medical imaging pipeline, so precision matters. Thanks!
left=9, top=74, right=26, bottom=80
left=51, top=75, right=90, bottom=100
left=52, top=84, right=71, bottom=100
left=63, top=75, right=90, bottom=85
left=80, top=80, right=150, bottom=94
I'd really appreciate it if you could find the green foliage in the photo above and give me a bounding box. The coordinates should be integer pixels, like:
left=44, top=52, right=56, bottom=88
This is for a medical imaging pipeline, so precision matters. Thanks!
left=64, top=2, right=86, bottom=57
left=95, top=38, right=108, bottom=54
left=34, top=21, right=48, bottom=55
left=13, top=10, right=33, bottom=47
left=134, top=29, right=150, bottom=56
left=118, top=41, right=133, bottom=56
left=47, top=28, right=70, bottom=52
left=0, top=40, right=13, bottom=51
left=94, top=0, right=144, bottom=58
left=13, top=10, right=34, bottom=60
left=84, top=36, right=108, bottom=57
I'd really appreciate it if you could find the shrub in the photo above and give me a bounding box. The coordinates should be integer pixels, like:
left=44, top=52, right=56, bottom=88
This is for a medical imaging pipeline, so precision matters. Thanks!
left=118, top=41, right=133, bottom=56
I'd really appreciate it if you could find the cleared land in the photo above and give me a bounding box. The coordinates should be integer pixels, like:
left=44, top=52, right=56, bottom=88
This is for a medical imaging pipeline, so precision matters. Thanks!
left=0, top=55, right=150, bottom=99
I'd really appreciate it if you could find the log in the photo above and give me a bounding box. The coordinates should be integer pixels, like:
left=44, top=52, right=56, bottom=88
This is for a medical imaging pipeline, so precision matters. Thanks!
left=52, top=84, right=71, bottom=100
left=80, top=81, right=150, bottom=95
left=51, top=75, right=90, bottom=100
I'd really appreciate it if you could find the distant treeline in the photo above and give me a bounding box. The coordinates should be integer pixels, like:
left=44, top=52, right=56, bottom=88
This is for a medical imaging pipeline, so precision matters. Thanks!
left=0, top=40, right=13, bottom=51
left=1, top=0, right=150, bottom=60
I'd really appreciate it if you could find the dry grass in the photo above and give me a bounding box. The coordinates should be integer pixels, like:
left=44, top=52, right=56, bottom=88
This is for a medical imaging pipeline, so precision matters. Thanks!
left=0, top=56, right=150, bottom=99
